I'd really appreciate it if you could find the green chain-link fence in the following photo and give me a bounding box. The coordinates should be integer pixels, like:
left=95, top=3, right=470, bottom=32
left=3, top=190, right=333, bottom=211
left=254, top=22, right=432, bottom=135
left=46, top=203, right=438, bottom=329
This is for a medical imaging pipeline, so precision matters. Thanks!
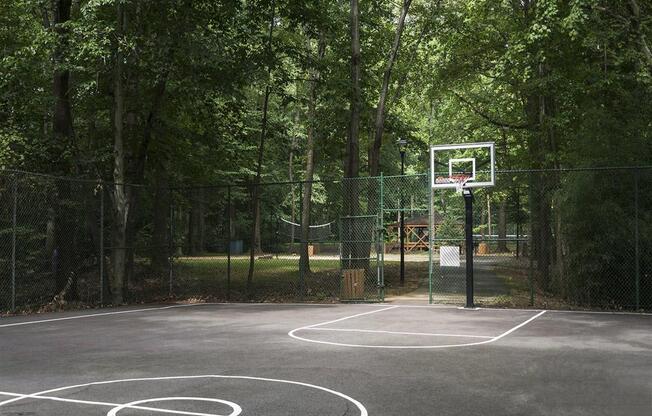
left=1, top=168, right=651, bottom=313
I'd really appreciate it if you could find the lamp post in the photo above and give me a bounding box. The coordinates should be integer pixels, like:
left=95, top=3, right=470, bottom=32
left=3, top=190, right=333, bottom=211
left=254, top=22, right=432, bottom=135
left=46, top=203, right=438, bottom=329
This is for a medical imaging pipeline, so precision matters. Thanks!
left=397, top=139, right=407, bottom=286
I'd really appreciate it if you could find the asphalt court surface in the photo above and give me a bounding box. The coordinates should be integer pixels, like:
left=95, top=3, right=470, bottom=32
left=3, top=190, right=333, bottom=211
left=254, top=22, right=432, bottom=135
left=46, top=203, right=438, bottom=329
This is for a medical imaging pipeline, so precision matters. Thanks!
left=1, top=303, right=651, bottom=415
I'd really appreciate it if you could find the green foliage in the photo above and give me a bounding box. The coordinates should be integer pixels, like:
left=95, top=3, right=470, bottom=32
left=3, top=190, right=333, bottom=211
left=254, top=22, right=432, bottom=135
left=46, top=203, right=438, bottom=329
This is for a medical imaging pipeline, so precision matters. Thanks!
left=435, top=216, right=463, bottom=241
left=1, top=0, right=651, bottom=307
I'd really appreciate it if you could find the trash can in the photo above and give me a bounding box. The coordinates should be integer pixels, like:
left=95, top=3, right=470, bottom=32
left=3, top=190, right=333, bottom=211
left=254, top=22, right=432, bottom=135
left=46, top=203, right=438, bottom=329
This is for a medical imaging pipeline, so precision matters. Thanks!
left=342, top=269, right=365, bottom=299
left=229, top=240, right=243, bottom=255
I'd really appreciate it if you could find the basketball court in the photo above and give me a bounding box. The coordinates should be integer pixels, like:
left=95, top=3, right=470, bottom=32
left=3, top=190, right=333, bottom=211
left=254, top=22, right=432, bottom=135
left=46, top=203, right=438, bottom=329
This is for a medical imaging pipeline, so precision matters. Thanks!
left=1, top=303, right=650, bottom=415
left=2, top=143, right=649, bottom=415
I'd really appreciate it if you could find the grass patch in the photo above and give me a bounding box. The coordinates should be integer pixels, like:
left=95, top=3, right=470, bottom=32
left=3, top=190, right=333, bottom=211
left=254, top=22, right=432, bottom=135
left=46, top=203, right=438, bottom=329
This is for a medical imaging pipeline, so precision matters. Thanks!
left=173, top=256, right=342, bottom=302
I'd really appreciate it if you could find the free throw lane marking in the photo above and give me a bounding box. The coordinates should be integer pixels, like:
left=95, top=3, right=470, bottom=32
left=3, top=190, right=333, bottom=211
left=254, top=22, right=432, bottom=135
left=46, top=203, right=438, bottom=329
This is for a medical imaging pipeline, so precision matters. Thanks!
left=0, top=375, right=368, bottom=416
left=304, top=305, right=399, bottom=329
left=487, top=310, right=547, bottom=342
left=289, top=308, right=547, bottom=349
left=305, top=327, right=494, bottom=339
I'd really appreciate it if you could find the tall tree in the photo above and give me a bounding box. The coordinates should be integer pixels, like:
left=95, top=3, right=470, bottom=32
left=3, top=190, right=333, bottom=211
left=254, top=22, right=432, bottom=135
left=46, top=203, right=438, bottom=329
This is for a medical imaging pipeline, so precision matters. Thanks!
left=52, top=0, right=74, bottom=153
left=628, top=0, right=652, bottom=70
left=51, top=0, right=78, bottom=297
left=247, top=0, right=276, bottom=291
left=111, top=0, right=128, bottom=304
left=369, top=0, right=412, bottom=177
left=299, top=33, right=326, bottom=276
left=345, top=0, right=361, bottom=181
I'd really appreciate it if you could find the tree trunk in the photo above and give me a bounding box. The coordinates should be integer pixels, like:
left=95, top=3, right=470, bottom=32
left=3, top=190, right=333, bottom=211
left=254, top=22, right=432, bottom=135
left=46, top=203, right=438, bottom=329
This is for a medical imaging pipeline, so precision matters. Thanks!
left=363, top=0, right=413, bottom=279
left=628, top=0, right=652, bottom=71
left=120, top=6, right=171, bottom=282
left=46, top=208, right=55, bottom=258
left=253, top=196, right=262, bottom=254
left=369, top=0, right=412, bottom=177
left=497, top=199, right=508, bottom=252
left=111, top=0, right=128, bottom=305
left=345, top=0, right=361, bottom=182
left=124, top=188, right=138, bottom=286
left=487, top=196, right=492, bottom=238
left=554, top=198, right=565, bottom=294
left=53, top=0, right=74, bottom=153
left=289, top=115, right=297, bottom=252
left=51, top=0, right=78, bottom=298
left=341, top=0, right=363, bottom=271
left=53, top=183, right=79, bottom=300
left=299, top=34, right=326, bottom=275
left=516, top=0, right=561, bottom=292
left=151, top=167, right=169, bottom=277
left=532, top=90, right=554, bottom=290
left=188, top=188, right=206, bottom=255
left=247, top=0, right=276, bottom=291
left=124, top=76, right=168, bottom=285
left=480, top=201, right=487, bottom=239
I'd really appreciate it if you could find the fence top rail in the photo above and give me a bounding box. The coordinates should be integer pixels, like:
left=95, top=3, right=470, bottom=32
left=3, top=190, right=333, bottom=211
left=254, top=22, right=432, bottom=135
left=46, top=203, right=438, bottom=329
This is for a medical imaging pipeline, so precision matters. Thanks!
left=0, top=169, right=148, bottom=188
left=496, top=165, right=652, bottom=174
left=169, top=178, right=344, bottom=191
left=4, top=165, right=652, bottom=190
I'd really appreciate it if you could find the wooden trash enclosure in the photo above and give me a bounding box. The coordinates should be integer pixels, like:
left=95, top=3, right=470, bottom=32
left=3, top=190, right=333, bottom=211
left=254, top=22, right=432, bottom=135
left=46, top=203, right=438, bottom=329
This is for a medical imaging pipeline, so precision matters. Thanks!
left=342, top=269, right=365, bottom=299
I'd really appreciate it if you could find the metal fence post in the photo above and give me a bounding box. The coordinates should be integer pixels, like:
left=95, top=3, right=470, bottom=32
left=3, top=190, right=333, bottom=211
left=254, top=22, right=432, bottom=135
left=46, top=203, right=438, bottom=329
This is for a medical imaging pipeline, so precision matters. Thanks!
left=298, top=182, right=304, bottom=300
left=378, top=173, right=384, bottom=301
left=227, top=185, right=232, bottom=301
left=515, top=187, right=521, bottom=259
left=99, top=181, right=104, bottom=305
left=428, top=171, right=433, bottom=304
left=168, top=197, right=174, bottom=297
left=634, top=169, right=640, bottom=310
left=11, top=175, right=17, bottom=312
left=528, top=171, right=534, bottom=306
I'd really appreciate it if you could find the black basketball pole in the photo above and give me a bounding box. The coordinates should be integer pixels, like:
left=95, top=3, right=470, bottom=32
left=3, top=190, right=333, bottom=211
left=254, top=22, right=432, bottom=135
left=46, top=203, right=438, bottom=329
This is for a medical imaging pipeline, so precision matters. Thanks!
left=463, top=188, right=474, bottom=308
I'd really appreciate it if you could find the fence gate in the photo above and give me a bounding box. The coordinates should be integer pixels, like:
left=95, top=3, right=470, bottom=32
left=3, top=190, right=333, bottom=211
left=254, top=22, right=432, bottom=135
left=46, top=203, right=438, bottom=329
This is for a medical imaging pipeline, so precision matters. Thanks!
left=339, top=214, right=384, bottom=301
left=339, top=177, right=384, bottom=302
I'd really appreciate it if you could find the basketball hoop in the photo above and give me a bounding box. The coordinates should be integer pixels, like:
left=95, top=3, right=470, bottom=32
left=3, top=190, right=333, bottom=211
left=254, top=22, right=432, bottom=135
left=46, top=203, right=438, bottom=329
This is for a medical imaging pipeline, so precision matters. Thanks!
left=435, top=174, right=472, bottom=194
left=430, top=142, right=495, bottom=190
left=429, top=142, right=496, bottom=309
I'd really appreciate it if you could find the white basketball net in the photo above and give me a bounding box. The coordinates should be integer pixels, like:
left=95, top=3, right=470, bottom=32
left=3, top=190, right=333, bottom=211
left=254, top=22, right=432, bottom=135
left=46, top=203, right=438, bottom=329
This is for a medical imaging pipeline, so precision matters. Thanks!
left=435, top=174, right=472, bottom=194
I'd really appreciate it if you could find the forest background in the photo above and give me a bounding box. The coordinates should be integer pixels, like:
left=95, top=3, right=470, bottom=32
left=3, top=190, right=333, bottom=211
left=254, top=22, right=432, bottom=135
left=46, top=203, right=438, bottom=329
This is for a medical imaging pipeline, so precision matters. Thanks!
left=1, top=0, right=651, bottom=306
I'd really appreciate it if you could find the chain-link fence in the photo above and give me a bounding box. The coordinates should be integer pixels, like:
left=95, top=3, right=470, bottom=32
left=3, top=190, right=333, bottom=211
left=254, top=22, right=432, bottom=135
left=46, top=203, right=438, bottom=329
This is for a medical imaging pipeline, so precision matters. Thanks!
left=169, top=181, right=345, bottom=302
left=428, top=168, right=652, bottom=310
left=1, top=168, right=651, bottom=313
left=0, top=173, right=105, bottom=312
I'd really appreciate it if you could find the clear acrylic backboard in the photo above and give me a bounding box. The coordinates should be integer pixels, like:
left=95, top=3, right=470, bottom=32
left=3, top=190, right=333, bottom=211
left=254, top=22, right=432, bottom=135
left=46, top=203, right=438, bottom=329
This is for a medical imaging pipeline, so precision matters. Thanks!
left=430, top=142, right=496, bottom=190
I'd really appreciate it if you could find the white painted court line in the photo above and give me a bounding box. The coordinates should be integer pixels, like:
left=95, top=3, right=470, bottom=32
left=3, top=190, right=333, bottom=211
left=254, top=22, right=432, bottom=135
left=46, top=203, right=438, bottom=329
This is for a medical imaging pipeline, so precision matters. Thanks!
left=107, top=397, right=242, bottom=416
left=304, top=327, right=494, bottom=339
left=0, top=391, right=237, bottom=416
left=0, top=304, right=220, bottom=328
left=305, top=305, right=399, bottom=329
left=380, top=303, right=652, bottom=316
left=130, top=303, right=650, bottom=316
left=288, top=308, right=547, bottom=349
left=0, top=303, right=392, bottom=330
left=487, top=310, right=547, bottom=342
left=0, top=375, right=368, bottom=416
left=544, top=309, right=652, bottom=316
left=2, top=302, right=647, bottom=329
